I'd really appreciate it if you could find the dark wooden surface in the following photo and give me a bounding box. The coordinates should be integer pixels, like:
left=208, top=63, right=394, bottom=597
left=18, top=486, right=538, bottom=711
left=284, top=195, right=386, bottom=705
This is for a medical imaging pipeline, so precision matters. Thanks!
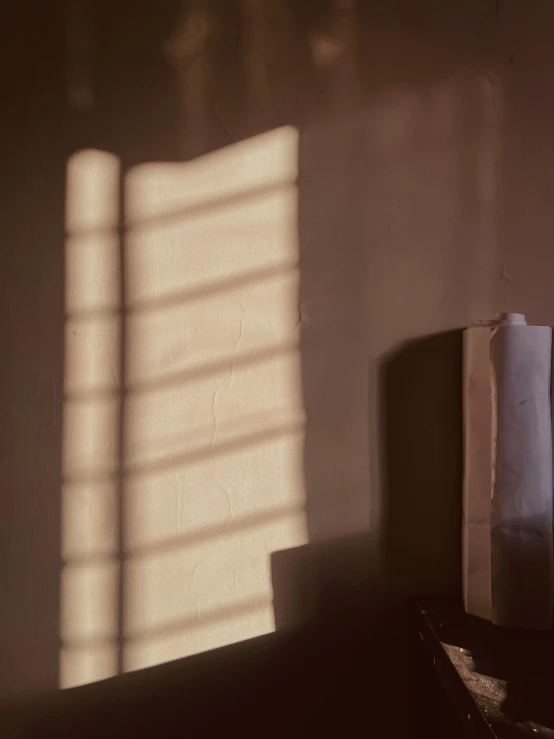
left=416, top=599, right=554, bottom=738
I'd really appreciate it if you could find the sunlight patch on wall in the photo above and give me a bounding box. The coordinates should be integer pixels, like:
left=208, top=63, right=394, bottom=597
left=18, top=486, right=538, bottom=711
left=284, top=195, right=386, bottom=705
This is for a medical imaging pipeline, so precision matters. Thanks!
left=123, top=125, right=305, bottom=673
left=61, top=149, right=121, bottom=688
left=60, top=128, right=305, bottom=686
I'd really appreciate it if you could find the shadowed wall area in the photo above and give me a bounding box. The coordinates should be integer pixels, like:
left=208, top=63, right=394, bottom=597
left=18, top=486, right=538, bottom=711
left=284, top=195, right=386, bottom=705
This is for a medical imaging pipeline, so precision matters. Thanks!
left=4, top=0, right=554, bottom=736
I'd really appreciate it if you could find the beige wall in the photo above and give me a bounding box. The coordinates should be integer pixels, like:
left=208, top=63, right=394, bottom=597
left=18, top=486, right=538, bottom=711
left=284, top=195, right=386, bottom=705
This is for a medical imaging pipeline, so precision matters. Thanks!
left=61, top=131, right=305, bottom=686
left=4, top=0, right=554, bottom=699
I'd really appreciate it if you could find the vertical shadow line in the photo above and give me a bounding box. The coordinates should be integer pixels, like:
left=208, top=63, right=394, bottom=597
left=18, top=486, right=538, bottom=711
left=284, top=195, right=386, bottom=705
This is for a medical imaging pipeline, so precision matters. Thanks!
left=116, top=166, right=127, bottom=674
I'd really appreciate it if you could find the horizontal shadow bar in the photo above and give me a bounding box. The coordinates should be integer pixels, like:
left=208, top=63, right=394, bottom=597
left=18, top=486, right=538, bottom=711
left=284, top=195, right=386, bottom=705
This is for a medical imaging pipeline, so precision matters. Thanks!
left=66, top=261, right=297, bottom=321
left=63, top=420, right=304, bottom=484
left=62, top=596, right=271, bottom=648
left=63, top=503, right=304, bottom=565
left=65, top=178, right=296, bottom=243
left=64, top=342, right=297, bottom=401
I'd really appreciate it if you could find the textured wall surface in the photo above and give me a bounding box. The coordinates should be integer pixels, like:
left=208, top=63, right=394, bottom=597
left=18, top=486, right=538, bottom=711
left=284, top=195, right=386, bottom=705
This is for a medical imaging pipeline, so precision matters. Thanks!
left=4, top=0, right=554, bottom=706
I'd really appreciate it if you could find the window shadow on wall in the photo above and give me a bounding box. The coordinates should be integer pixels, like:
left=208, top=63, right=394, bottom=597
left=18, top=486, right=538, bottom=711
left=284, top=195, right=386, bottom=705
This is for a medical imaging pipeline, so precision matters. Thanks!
left=1, top=0, right=535, bottom=737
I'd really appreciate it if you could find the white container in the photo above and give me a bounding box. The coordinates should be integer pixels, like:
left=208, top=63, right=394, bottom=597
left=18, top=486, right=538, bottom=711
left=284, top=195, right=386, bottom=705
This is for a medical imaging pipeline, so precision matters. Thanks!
left=463, top=313, right=553, bottom=628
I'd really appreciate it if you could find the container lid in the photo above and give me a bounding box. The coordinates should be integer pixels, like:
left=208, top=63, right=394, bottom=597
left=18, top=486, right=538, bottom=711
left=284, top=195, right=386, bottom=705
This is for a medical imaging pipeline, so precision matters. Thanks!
left=494, top=313, right=527, bottom=326
left=470, top=313, right=527, bottom=327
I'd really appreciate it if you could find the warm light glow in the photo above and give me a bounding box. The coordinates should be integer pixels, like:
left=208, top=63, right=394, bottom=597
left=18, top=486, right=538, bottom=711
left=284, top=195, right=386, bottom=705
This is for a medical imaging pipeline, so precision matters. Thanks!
left=61, top=149, right=121, bottom=688
left=123, top=126, right=305, bottom=672
left=61, top=127, right=305, bottom=685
